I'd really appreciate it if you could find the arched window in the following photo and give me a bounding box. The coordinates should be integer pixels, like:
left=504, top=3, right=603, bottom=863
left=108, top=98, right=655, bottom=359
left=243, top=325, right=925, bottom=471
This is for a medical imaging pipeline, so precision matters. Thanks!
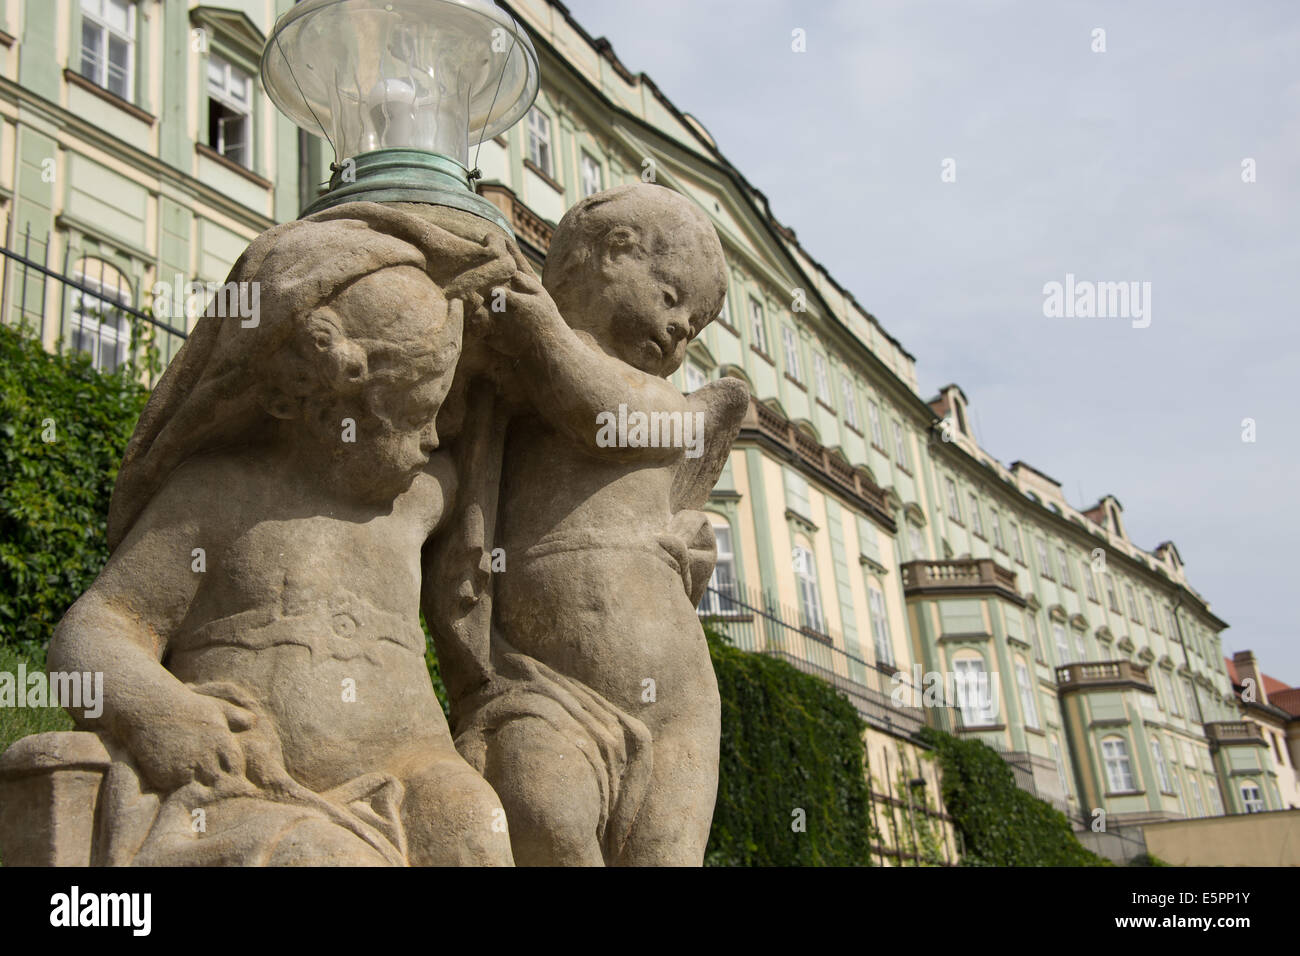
left=1150, top=739, right=1172, bottom=792
left=953, top=654, right=996, bottom=726
left=1015, top=657, right=1038, bottom=728
left=791, top=538, right=824, bottom=635
left=1239, top=782, right=1265, bottom=813
left=70, top=257, right=132, bottom=372
left=1101, top=736, right=1136, bottom=792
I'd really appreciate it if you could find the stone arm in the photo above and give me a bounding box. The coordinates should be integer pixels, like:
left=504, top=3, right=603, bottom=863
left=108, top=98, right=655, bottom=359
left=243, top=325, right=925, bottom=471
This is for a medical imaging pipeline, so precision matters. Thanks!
left=46, top=461, right=250, bottom=792
left=496, top=273, right=690, bottom=463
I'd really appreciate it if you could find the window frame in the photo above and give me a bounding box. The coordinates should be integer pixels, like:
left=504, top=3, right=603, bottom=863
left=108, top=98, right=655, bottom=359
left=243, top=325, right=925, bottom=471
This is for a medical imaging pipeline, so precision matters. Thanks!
left=579, top=149, right=603, bottom=198
left=206, top=52, right=254, bottom=169
left=526, top=107, right=554, bottom=178
left=748, top=296, right=769, bottom=355
left=79, top=0, right=137, bottom=103
left=780, top=325, right=802, bottom=382
left=1101, top=737, right=1137, bottom=793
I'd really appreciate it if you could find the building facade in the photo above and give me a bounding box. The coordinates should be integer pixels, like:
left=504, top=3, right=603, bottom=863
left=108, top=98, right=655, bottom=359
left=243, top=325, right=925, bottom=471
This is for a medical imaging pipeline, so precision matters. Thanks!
left=0, top=0, right=1281, bottom=856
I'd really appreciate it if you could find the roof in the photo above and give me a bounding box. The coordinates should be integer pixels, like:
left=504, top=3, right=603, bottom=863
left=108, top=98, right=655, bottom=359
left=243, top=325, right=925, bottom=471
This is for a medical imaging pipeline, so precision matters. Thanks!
left=1270, top=687, right=1300, bottom=717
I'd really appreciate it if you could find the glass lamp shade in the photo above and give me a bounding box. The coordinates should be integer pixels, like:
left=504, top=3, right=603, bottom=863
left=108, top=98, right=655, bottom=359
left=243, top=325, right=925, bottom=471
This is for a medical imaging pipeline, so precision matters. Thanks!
left=262, top=0, right=539, bottom=222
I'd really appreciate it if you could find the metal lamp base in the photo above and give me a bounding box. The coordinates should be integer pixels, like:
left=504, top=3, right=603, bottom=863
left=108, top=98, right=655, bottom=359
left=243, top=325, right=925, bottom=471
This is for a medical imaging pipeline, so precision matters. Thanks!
left=300, top=148, right=513, bottom=237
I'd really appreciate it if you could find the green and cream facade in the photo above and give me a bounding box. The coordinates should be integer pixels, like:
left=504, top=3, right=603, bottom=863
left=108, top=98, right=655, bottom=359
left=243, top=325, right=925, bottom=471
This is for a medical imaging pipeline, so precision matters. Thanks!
left=0, top=0, right=1276, bottom=838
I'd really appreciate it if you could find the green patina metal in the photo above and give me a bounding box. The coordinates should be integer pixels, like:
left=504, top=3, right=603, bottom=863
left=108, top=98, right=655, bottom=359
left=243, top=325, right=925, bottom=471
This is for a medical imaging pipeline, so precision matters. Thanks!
left=300, top=148, right=513, bottom=237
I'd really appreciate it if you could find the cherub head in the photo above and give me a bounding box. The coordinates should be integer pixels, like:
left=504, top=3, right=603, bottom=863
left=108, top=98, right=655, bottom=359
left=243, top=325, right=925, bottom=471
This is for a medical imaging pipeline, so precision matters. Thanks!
left=542, top=183, right=727, bottom=377
left=267, top=261, right=462, bottom=506
left=108, top=204, right=516, bottom=548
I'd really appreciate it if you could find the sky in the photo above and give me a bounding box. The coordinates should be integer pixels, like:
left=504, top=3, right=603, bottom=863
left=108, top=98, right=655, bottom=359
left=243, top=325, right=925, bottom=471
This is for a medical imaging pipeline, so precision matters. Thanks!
left=560, top=0, right=1300, bottom=678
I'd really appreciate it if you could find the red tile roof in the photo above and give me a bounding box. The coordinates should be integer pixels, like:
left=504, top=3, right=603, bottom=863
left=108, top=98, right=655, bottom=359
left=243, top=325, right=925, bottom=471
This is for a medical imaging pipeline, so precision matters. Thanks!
left=1270, top=687, right=1300, bottom=717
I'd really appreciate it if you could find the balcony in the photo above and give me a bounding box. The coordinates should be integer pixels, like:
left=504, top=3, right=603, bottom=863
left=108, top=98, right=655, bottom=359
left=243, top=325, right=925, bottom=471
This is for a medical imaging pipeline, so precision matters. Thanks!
left=1204, top=721, right=1265, bottom=747
left=901, top=559, right=1025, bottom=606
left=742, top=401, right=894, bottom=529
left=477, top=182, right=554, bottom=253
left=1055, top=660, right=1154, bottom=693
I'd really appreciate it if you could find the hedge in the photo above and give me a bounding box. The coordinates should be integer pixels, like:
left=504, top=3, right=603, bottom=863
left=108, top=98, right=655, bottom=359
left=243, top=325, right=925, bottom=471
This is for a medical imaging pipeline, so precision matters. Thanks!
left=918, top=725, right=1110, bottom=866
left=704, top=624, right=875, bottom=865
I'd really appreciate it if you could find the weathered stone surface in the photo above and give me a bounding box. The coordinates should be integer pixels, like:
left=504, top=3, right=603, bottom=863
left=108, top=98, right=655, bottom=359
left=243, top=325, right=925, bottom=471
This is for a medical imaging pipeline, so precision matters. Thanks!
left=0, top=184, right=745, bottom=866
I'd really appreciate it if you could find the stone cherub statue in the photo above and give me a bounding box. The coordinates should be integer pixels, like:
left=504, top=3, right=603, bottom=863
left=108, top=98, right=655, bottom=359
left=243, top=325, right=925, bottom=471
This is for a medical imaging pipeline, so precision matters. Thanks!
left=425, top=184, right=748, bottom=865
left=29, top=203, right=522, bottom=866
left=0, top=184, right=745, bottom=868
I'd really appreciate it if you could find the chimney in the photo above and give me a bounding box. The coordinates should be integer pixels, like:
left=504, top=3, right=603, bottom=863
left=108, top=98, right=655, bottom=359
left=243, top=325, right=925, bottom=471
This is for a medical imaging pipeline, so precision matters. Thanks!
left=1232, top=650, right=1269, bottom=706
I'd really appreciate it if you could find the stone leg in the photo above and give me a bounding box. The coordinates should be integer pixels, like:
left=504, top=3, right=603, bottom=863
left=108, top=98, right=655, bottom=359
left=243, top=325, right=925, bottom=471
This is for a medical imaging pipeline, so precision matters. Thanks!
left=614, top=732, right=718, bottom=867
left=479, top=716, right=605, bottom=866
left=400, top=750, right=516, bottom=866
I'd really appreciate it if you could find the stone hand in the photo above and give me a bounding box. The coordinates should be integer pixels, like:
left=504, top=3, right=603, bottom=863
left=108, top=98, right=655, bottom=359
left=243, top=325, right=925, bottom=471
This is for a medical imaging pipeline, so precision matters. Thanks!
left=484, top=268, right=564, bottom=357
left=124, top=687, right=254, bottom=793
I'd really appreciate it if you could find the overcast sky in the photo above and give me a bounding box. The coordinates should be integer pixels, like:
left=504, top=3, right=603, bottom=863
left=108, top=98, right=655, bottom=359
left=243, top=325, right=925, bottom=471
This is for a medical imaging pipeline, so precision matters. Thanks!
left=561, top=0, right=1300, bottom=678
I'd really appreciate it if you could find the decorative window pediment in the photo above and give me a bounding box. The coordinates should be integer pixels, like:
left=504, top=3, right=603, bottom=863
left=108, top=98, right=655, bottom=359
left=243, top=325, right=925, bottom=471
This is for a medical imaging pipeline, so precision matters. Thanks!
left=191, top=6, right=266, bottom=59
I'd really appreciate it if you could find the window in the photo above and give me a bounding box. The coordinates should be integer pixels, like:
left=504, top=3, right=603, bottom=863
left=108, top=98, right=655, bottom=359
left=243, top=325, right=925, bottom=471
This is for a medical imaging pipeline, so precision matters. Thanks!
left=867, top=400, right=885, bottom=447
left=812, top=353, right=831, bottom=403
left=1036, top=539, right=1053, bottom=580
left=1025, top=610, right=1042, bottom=659
left=840, top=376, right=861, bottom=429
left=1057, top=548, right=1073, bottom=588
left=954, top=658, right=996, bottom=726
left=699, top=519, right=737, bottom=615
left=793, top=545, right=825, bottom=634
left=1016, top=660, right=1038, bottom=728
left=907, top=524, right=925, bottom=561
left=1151, top=740, right=1173, bottom=792
left=1163, top=671, right=1181, bottom=716
left=683, top=360, right=707, bottom=393
left=945, top=478, right=961, bottom=522
left=892, top=421, right=910, bottom=470
left=1125, top=584, right=1141, bottom=621
left=1052, top=622, right=1070, bottom=664
left=1144, top=595, right=1159, bottom=632
left=80, top=0, right=135, bottom=101
left=718, top=293, right=731, bottom=327
left=990, top=510, right=1004, bottom=550
left=748, top=297, right=768, bottom=354
left=1207, top=782, right=1224, bottom=816
left=1182, top=679, right=1201, bottom=723
left=968, top=494, right=984, bottom=536
left=868, top=585, right=893, bottom=666
left=1187, top=776, right=1204, bottom=817
left=1009, top=523, right=1025, bottom=563
left=1051, top=738, right=1071, bottom=798
left=1104, top=574, right=1120, bottom=613
left=1082, top=565, right=1099, bottom=602
left=70, top=258, right=132, bottom=372
left=1073, top=629, right=1087, bottom=662
left=207, top=54, right=253, bottom=168
left=1240, top=784, right=1265, bottom=813
left=579, top=150, right=603, bottom=198
left=526, top=108, right=553, bottom=177
left=1164, top=607, right=1178, bottom=638
left=1101, top=738, right=1136, bottom=792
left=781, top=326, right=802, bottom=381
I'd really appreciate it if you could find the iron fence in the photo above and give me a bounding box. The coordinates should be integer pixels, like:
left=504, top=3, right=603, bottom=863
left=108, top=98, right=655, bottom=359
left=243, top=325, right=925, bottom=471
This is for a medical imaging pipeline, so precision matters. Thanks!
left=0, top=225, right=189, bottom=386
left=700, top=582, right=962, bottom=741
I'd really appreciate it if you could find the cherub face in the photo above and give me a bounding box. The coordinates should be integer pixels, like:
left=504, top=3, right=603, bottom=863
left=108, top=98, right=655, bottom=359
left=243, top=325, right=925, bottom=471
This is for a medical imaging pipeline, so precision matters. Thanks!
left=292, top=265, right=462, bottom=504
left=578, top=225, right=721, bottom=377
